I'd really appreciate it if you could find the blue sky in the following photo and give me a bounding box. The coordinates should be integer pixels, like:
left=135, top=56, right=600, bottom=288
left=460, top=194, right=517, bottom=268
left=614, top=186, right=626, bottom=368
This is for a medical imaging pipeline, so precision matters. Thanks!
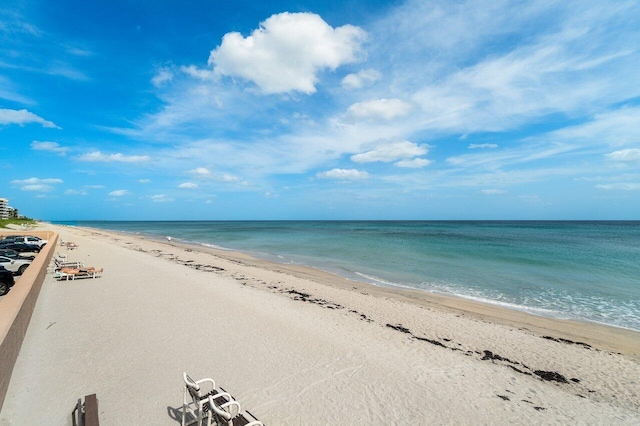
left=1, top=0, right=639, bottom=220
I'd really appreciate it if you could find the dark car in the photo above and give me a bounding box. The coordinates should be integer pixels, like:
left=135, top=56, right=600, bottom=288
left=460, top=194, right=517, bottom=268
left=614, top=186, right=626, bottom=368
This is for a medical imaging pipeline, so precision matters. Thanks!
left=0, top=265, right=15, bottom=296
left=0, top=249, right=35, bottom=261
left=0, top=242, right=41, bottom=254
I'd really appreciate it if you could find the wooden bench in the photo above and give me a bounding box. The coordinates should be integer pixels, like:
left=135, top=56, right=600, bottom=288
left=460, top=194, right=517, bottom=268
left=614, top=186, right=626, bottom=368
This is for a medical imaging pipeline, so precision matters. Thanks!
left=71, top=393, right=99, bottom=426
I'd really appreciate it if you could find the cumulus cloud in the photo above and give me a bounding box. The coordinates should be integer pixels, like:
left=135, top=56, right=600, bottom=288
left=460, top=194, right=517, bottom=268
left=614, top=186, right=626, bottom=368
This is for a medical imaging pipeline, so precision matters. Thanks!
left=79, top=151, right=151, bottom=163
left=108, top=190, right=130, bottom=197
left=351, top=140, right=428, bottom=163
left=151, top=68, right=173, bottom=87
left=189, top=167, right=212, bottom=177
left=606, top=149, right=640, bottom=162
left=31, top=140, right=69, bottom=156
left=341, top=68, right=382, bottom=90
left=317, top=168, right=369, bottom=180
left=11, top=177, right=63, bottom=192
left=178, top=182, right=199, bottom=189
left=469, top=143, right=498, bottom=149
left=0, top=108, right=59, bottom=128
left=394, top=158, right=432, bottom=168
left=346, top=99, right=414, bottom=121
left=209, top=12, right=367, bottom=94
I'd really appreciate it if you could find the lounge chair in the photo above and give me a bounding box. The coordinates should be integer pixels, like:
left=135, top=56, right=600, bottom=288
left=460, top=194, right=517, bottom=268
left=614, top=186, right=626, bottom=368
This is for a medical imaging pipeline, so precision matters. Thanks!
left=53, top=259, right=84, bottom=268
left=55, top=267, right=103, bottom=280
left=54, top=270, right=76, bottom=281
left=208, top=394, right=264, bottom=426
left=182, top=373, right=232, bottom=426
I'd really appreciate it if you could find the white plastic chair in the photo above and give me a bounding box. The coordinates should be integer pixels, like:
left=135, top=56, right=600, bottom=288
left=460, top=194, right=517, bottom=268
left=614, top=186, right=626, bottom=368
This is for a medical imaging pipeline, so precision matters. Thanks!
left=208, top=394, right=264, bottom=426
left=182, top=373, right=220, bottom=426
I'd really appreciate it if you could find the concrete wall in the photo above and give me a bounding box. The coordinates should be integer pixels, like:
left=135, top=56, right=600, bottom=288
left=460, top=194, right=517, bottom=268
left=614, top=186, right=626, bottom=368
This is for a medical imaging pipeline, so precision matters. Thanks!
left=0, top=230, right=58, bottom=411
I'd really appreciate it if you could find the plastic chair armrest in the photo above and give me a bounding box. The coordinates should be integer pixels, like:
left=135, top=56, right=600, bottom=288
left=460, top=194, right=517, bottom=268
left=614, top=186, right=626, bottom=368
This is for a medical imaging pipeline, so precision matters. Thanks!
left=208, top=397, right=241, bottom=420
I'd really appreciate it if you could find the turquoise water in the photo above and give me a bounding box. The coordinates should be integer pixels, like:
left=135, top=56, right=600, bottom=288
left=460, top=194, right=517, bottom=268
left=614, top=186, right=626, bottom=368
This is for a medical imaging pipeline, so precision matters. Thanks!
left=60, top=221, right=640, bottom=331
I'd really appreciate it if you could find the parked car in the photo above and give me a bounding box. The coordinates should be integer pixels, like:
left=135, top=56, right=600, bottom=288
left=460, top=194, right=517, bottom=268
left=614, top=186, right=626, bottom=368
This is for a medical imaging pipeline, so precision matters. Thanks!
left=0, top=235, right=47, bottom=247
left=0, top=242, right=41, bottom=255
left=0, top=265, right=15, bottom=296
left=0, top=249, right=35, bottom=261
left=0, top=255, right=31, bottom=275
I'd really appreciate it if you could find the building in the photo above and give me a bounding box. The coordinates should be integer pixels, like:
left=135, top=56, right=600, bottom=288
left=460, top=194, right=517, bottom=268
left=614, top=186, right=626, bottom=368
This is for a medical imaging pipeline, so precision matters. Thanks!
left=0, top=198, right=8, bottom=220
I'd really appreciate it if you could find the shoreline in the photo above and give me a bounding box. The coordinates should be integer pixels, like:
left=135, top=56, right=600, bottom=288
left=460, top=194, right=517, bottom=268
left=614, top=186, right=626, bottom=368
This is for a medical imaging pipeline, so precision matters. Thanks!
left=65, top=221, right=640, bottom=335
left=75, top=223, right=640, bottom=359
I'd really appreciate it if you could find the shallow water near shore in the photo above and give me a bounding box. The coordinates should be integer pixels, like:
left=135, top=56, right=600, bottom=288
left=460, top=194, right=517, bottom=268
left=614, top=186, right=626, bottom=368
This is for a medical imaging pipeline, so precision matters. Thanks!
left=57, top=220, right=640, bottom=331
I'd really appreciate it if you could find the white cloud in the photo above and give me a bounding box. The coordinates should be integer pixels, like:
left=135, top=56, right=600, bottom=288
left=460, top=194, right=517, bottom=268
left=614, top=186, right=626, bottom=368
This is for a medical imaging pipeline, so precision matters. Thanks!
left=395, top=158, right=432, bottom=168
left=67, top=47, right=93, bottom=56
left=31, top=140, right=69, bottom=156
left=11, top=177, right=63, bottom=192
left=606, top=149, right=640, bottom=162
left=481, top=189, right=508, bottom=195
left=317, top=168, right=369, bottom=180
left=404, top=2, right=640, bottom=135
left=341, top=69, right=382, bottom=90
left=66, top=185, right=104, bottom=196
left=351, top=140, right=427, bottom=163
left=220, top=174, right=240, bottom=183
left=469, top=143, right=498, bottom=149
left=346, top=99, right=413, bottom=121
left=0, top=76, right=35, bottom=104
left=0, top=108, right=59, bottom=128
left=150, top=194, right=174, bottom=202
left=152, top=68, right=173, bottom=87
left=189, top=167, right=212, bottom=177
left=178, top=182, right=199, bottom=189
left=79, top=151, right=151, bottom=163
left=19, top=185, right=51, bottom=192
left=139, top=179, right=151, bottom=184
left=181, top=65, right=214, bottom=80
left=596, top=183, right=640, bottom=191
left=108, top=190, right=130, bottom=197
left=209, top=12, right=367, bottom=94
left=552, top=107, right=640, bottom=148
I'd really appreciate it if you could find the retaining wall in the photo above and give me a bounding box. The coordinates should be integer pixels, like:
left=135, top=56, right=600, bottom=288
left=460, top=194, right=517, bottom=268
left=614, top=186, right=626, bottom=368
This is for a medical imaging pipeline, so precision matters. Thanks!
left=0, top=230, right=58, bottom=411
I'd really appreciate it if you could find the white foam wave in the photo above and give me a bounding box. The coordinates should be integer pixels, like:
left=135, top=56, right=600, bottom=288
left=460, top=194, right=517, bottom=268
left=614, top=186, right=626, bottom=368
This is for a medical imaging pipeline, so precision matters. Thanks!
left=198, top=242, right=232, bottom=251
left=354, top=272, right=415, bottom=290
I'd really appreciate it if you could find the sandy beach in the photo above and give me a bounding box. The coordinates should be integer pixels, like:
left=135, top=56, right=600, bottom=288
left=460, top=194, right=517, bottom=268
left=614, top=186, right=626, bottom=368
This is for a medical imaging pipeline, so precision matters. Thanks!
left=1, top=223, right=639, bottom=424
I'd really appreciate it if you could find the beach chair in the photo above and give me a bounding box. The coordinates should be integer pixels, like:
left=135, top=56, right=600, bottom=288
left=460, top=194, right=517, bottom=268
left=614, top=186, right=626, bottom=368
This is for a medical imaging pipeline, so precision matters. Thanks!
left=208, top=394, right=264, bottom=426
left=182, top=373, right=233, bottom=426
left=49, top=259, right=84, bottom=274
left=54, top=270, right=76, bottom=281
left=55, top=267, right=103, bottom=280
left=53, top=258, right=84, bottom=268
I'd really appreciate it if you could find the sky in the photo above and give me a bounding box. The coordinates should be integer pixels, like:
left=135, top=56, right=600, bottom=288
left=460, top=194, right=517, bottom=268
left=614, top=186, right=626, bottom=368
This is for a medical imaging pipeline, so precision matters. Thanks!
left=1, top=0, right=639, bottom=220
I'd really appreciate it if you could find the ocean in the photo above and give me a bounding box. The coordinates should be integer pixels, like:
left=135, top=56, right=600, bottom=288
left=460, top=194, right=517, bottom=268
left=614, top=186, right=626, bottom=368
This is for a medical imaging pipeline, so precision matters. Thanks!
left=59, top=221, right=640, bottom=331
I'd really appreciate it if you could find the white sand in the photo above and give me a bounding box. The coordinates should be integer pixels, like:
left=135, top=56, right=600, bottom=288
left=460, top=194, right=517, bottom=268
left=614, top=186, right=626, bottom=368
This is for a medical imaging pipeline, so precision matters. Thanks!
left=1, top=224, right=639, bottom=424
